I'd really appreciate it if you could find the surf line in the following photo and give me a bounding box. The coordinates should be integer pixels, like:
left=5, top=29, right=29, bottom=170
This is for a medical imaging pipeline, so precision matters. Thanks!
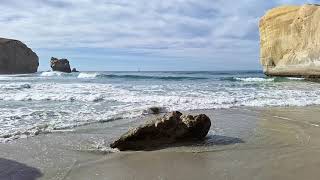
left=273, top=115, right=320, bottom=127
left=273, top=116, right=291, bottom=120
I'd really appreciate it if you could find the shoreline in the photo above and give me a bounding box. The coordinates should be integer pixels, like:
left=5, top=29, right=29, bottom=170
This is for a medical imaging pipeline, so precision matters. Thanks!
left=2, top=104, right=320, bottom=143
left=2, top=70, right=320, bottom=144
left=2, top=106, right=320, bottom=179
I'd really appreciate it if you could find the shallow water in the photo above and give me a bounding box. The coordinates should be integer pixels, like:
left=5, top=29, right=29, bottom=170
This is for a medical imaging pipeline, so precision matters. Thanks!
left=1, top=71, right=320, bottom=142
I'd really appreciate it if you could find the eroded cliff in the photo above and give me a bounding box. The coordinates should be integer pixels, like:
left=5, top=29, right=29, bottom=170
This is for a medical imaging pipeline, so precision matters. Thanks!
left=260, top=4, right=320, bottom=77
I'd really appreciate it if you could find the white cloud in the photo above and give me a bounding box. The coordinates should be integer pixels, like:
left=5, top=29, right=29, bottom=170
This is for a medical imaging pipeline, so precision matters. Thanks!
left=1, top=0, right=318, bottom=67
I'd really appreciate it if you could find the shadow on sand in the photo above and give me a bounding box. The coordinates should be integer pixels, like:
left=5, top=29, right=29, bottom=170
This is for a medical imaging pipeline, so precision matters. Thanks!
left=0, top=158, right=42, bottom=180
left=173, top=135, right=245, bottom=147
left=129, top=135, right=245, bottom=151
left=203, top=135, right=245, bottom=145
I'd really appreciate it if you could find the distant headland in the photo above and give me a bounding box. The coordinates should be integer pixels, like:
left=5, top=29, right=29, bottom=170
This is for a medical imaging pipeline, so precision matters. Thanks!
left=0, top=38, right=78, bottom=74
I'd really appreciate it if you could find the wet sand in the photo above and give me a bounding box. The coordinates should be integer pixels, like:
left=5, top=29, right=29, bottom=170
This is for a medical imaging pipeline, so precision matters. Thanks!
left=1, top=106, right=320, bottom=180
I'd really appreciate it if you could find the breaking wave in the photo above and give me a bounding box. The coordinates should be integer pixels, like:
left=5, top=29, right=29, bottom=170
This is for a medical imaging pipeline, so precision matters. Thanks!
left=78, top=72, right=99, bottom=79
left=40, top=71, right=64, bottom=77
left=40, top=72, right=208, bottom=81
left=223, top=77, right=306, bottom=82
left=101, top=74, right=208, bottom=80
left=235, top=77, right=275, bottom=82
left=0, top=83, right=31, bottom=90
left=1, top=70, right=319, bottom=143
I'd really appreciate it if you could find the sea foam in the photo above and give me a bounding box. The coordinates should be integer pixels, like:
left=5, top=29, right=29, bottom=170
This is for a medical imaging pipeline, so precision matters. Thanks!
left=78, top=72, right=99, bottom=79
left=0, top=83, right=31, bottom=90
left=40, top=71, right=63, bottom=77
left=0, top=71, right=319, bottom=143
left=286, top=77, right=305, bottom=80
left=235, top=77, right=275, bottom=82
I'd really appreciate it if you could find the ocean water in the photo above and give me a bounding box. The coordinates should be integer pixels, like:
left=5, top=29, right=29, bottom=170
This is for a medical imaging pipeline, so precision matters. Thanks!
left=1, top=70, right=320, bottom=142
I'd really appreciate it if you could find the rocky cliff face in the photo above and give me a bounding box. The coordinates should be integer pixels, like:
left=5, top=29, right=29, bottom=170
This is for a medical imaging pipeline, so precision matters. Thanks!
left=260, top=4, right=320, bottom=77
left=50, top=57, right=71, bottom=73
left=0, top=38, right=39, bottom=74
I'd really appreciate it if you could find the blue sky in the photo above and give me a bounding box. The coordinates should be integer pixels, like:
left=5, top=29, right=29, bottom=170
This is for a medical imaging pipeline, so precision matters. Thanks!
left=1, top=0, right=319, bottom=71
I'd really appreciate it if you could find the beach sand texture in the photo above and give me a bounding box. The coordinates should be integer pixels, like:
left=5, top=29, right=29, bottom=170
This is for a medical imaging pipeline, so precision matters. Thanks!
left=1, top=106, right=320, bottom=180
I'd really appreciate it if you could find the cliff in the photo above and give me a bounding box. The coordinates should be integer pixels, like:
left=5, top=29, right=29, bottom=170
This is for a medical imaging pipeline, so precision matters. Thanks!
left=0, top=38, right=39, bottom=74
left=259, top=4, right=320, bottom=77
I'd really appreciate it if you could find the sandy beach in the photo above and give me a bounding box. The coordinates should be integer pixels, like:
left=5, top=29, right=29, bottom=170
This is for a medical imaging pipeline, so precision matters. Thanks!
left=1, top=106, right=320, bottom=180
left=3, top=1, right=320, bottom=180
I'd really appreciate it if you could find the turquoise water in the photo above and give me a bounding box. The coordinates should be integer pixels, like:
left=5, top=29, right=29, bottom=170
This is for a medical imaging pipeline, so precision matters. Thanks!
left=1, top=70, right=319, bottom=142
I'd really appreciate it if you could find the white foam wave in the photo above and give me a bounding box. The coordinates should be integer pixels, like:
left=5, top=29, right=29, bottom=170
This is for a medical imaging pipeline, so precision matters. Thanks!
left=40, top=71, right=63, bottom=77
left=78, top=72, right=99, bottom=79
left=0, top=83, right=31, bottom=90
left=0, top=82, right=115, bottom=102
left=0, top=123, right=52, bottom=143
left=235, top=77, right=274, bottom=82
left=286, top=77, right=305, bottom=80
left=77, top=139, right=118, bottom=154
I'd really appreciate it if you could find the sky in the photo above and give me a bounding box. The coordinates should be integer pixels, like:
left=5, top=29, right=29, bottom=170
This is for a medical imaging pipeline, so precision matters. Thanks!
left=1, top=0, right=320, bottom=71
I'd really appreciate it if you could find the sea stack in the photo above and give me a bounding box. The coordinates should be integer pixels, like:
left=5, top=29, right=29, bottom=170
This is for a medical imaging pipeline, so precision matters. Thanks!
left=50, top=57, right=71, bottom=73
left=259, top=4, right=320, bottom=77
left=0, top=38, right=39, bottom=74
left=71, top=68, right=79, bottom=72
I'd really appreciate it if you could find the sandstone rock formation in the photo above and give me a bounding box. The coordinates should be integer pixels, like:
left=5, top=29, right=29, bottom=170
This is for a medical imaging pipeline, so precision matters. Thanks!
left=260, top=4, right=320, bottom=77
left=50, top=57, right=71, bottom=73
left=110, top=111, right=211, bottom=151
left=0, top=38, right=39, bottom=74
